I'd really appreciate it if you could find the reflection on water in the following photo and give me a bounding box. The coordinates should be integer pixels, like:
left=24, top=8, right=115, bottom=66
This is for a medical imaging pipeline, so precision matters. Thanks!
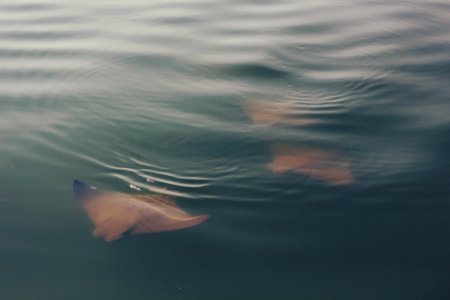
left=1, top=0, right=450, bottom=299
left=242, top=100, right=318, bottom=126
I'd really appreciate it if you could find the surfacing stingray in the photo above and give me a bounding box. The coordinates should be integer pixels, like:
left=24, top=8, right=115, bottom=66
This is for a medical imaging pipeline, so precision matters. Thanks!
left=73, top=180, right=209, bottom=241
left=268, top=144, right=356, bottom=185
left=242, top=101, right=317, bottom=126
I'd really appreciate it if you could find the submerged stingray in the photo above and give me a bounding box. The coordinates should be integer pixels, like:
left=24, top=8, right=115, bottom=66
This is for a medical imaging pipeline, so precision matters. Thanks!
left=268, top=144, right=355, bottom=185
left=73, top=180, right=209, bottom=241
left=242, top=101, right=317, bottom=126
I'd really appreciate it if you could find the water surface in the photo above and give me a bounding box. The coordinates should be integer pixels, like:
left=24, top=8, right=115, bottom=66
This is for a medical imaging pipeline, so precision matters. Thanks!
left=1, top=0, right=450, bottom=299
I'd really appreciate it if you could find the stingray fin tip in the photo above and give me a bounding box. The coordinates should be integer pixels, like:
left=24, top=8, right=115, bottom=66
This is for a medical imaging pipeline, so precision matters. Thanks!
left=73, top=179, right=93, bottom=198
left=197, top=214, right=211, bottom=223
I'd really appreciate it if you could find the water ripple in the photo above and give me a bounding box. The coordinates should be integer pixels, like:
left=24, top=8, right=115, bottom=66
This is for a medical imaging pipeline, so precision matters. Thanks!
left=1, top=1, right=449, bottom=271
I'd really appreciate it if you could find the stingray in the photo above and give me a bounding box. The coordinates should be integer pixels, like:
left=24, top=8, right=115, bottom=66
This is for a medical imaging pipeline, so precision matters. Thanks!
left=73, top=180, right=209, bottom=241
left=268, top=144, right=356, bottom=185
left=242, top=101, right=317, bottom=126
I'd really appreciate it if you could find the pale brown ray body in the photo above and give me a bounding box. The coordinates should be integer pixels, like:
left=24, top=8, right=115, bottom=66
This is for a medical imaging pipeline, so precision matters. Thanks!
left=268, top=144, right=355, bottom=185
left=73, top=181, right=209, bottom=241
left=242, top=101, right=317, bottom=126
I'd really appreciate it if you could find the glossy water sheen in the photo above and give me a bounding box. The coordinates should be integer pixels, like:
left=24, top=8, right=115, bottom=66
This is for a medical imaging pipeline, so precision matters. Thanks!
left=1, top=0, right=450, bottom=299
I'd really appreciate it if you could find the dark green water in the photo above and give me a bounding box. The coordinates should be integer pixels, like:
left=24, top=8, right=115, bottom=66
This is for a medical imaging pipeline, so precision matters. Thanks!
left=1, top=0, right=450, bottom=299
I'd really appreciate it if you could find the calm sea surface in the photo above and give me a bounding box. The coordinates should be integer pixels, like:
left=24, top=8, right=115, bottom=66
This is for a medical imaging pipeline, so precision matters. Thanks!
left=1, top=0, right=450, bottom=299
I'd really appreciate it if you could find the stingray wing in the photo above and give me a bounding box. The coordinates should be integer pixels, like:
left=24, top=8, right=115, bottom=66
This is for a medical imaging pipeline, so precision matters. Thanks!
left=132, top=213, right=210, bottom=235
left=134, top=194, right=179, bottom=208
left=132, top=194, right=210, bottom=234
left=73, top=180, right=139, bottom=236
left=268, top=144, right=355, bottom=185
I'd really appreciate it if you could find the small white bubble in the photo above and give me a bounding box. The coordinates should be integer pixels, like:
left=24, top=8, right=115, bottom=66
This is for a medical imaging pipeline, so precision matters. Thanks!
left=129, top=184, right=141, bottom=191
